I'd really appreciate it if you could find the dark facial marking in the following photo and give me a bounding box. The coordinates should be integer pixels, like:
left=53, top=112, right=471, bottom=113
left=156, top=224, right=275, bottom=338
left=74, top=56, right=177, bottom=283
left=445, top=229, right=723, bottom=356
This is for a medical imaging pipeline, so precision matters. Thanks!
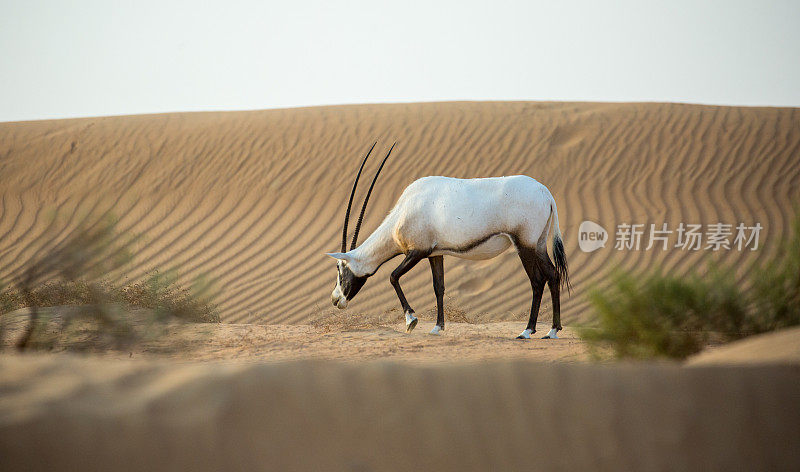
left=339, top=264, right=368, bottom=300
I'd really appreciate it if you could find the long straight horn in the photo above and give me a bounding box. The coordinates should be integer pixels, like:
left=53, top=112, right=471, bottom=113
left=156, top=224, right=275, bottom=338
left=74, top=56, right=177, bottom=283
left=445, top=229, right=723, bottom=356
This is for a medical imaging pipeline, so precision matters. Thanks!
left=350, top=142, right=396, bottom=250
left=341, top=142, right=377, bottom=252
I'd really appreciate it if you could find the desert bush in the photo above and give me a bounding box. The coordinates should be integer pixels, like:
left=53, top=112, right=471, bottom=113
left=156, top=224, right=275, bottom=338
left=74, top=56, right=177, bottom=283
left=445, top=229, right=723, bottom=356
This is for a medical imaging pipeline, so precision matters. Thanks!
left=0, top=276, right=219, bottom=324
left=583, top=268, right=744, bottom=359
left=0, top=280, right=9, bottom=347
left=748, top=215, right=800, bottom=333
left=2, top=214, right=218, bottom=351
left=584, top=214, right=800, bottom=359
left=117, top=270, right=219, bottom=323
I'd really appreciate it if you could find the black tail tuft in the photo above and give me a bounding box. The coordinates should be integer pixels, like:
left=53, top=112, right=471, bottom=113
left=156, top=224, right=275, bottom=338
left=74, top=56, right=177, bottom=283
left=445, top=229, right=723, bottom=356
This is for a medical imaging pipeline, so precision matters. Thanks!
left=553, top=235, right=571, bottom=293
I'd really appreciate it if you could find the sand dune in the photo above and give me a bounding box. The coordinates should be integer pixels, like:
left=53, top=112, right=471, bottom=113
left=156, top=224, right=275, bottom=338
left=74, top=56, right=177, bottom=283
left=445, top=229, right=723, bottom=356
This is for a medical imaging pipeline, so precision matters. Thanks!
left=687, top=326, right=800, bottom=366
left=1, top=102, right=799, bottom=325
left=4, top=103, right=799, bottom=472
left=1, top=354, right=798, bottom=471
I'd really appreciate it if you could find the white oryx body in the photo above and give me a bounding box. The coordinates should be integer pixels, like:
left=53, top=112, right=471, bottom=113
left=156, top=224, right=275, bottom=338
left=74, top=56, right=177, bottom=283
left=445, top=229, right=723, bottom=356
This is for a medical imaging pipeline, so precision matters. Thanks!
left=339, top=175, right=559, bottom=277
left=328, top=144, right=569, bottom=339
left=399, top=175, right=555, bottom=260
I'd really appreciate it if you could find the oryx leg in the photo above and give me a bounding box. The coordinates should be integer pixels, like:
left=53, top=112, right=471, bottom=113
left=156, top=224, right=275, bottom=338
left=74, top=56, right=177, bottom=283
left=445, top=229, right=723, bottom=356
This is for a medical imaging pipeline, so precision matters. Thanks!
left=546, top=265, right=562, bottom=337
left=527, top=247, right=562, bottom=339
left=428, top=255, right=445, bottom=334
left=516, top=245, right=547, bottom=339
left=390, top=250, right=428, bottom=332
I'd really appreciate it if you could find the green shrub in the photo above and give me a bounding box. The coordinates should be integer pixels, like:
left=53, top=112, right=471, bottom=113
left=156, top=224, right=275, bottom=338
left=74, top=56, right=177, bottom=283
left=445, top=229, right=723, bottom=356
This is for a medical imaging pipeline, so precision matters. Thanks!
left=583, top=268, right=744, bottom=359
left=583, top=214, right=800, bottom=360
left=748, top=216, right=800, bottom=334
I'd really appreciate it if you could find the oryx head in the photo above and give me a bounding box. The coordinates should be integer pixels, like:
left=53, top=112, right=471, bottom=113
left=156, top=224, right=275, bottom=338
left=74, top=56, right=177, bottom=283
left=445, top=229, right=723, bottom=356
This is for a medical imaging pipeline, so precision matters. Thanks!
left=327, top=142, right=395, bottom=309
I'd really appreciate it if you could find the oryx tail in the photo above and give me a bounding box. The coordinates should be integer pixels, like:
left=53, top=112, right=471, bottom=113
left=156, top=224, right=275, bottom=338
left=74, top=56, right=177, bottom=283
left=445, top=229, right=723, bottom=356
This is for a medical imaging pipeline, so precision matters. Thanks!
left=549, top=198, right=571, bottom=293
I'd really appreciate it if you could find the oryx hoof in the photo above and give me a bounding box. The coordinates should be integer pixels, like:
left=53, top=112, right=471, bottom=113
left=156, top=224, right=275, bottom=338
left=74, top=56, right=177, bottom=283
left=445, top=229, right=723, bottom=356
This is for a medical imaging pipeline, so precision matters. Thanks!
left=405, top=312, right=418, bottom=333
left=516, top=328, right=533, bottom=340
left=541, top=328, right=559, bottom=339
left=429, top=325, right=443, bottom=335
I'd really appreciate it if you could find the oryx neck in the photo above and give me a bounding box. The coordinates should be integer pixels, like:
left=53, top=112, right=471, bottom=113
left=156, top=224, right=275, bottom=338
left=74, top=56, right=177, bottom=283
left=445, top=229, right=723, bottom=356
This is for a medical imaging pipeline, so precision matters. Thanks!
left=348, top=220, right=399, bottom=277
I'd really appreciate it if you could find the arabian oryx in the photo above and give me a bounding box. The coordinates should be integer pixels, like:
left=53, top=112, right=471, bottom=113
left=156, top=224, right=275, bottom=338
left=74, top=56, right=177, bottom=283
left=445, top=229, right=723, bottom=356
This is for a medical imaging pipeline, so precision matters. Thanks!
left=327, top=143, right=570, bottom=339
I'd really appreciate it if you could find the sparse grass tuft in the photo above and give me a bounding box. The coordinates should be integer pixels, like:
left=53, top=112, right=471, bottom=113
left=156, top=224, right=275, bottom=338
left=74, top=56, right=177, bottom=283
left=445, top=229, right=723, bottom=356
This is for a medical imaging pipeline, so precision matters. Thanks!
left=311, top=295, right=474, bottom=333
left=0, top=276, right=219, bottom=324
left=420, top=295, right=473, bottom=324
left=310, top=309, right=401, bottom=333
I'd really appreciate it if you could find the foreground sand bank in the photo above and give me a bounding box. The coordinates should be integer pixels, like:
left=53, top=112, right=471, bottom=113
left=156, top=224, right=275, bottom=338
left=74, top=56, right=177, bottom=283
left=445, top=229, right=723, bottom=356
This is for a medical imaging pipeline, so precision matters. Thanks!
left=1, top=354, right=798, bottom=471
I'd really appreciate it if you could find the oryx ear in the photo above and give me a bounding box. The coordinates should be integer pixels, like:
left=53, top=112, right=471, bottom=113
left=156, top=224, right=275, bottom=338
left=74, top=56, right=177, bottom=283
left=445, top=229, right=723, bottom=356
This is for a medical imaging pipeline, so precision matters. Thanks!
left=326, top=252, right=352, bottom=262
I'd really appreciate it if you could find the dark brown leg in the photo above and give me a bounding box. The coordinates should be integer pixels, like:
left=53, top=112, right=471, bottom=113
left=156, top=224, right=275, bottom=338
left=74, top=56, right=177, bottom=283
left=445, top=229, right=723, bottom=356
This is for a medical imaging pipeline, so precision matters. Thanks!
left=517, top=245, right=547, bottom=337
left=390, top=250, right=428, bottom=315
left=533, top=249, right=563, bottom=337
left=429, top=255, right=445, bottom=330
left=534, top=250, right=562, bottom=333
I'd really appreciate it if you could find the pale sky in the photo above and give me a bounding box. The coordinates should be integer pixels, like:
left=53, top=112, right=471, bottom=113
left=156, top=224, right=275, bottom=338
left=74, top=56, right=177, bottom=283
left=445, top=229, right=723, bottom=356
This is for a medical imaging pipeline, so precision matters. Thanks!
left=1, top=0, right=799, bottom=122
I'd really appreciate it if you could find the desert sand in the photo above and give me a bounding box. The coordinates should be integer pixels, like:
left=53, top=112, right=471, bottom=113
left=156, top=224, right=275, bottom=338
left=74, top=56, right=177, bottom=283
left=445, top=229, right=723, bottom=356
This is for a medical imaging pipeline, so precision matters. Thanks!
left=687, top=325, right=800, bottom=366
left=1, top=353, right=798, bottom=472
left=2, top=315, right=799, bottom=470
left=2, top=102, right=800, bottom=471
left=0, top=307, right=591, bottom=363
left=1, top=102, right=798, bottom=325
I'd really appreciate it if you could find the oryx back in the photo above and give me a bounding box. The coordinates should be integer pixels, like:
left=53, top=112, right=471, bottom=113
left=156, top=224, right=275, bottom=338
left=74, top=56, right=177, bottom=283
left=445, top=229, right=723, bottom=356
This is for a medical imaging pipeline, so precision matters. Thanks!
left=391, top=175, right=555, bottom=259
